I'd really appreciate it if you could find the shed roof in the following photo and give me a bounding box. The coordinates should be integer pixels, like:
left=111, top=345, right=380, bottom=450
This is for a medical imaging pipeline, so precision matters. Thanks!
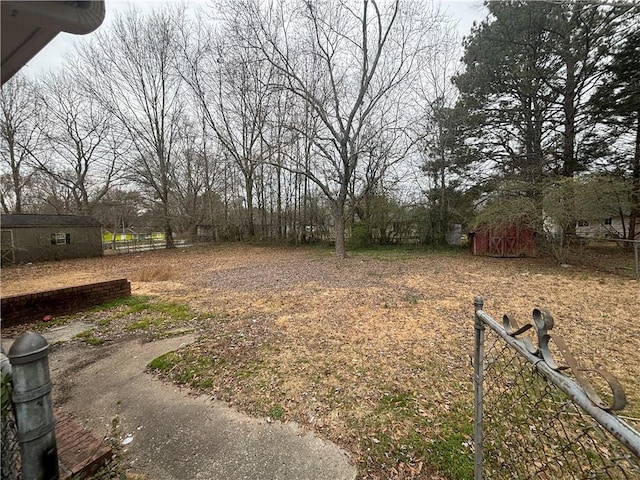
left=1, top=214, right=102, bottom=228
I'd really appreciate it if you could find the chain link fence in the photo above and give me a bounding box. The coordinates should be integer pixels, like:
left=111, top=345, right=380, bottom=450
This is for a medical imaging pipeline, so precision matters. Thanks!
left=568, top=238, right=640, bottom=280
left=1, top=369, right=21, bottom=480
left=473, top=297, right=640, bottom=479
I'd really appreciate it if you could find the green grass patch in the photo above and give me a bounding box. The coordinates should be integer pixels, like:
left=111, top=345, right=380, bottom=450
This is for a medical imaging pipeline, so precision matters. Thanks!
left=359, top=392, right=473, bottom=480
left=33, top=315, right=71, bottom=332
left=378, top=391, right=418, bottom=418
left=125, top=302, right=151, bottom=314
left=149, top=351, right=181, bottom=372
left=88, top=295, right=154, bottom=312
left=364, top=430, right=429, bottom=465
left=151, top=302, right=192, bottom=321
left=90, top=295, right=197, bottom=330
left=268, top=404, right=284, bottom=420
left=237, top=360, right=265, bottom=379
left=125, top=316, right=159, bottom=331
left=74, top=328, right=105, bottom=346
left=32, top=295, right=195, bottom=336
left=92, top=294, right=192, bottom=318
left=423, top=406, right=474, bottom=480
left=149, top=351, right=222, bottom=389
left=348, top=243, right=467, bottom=260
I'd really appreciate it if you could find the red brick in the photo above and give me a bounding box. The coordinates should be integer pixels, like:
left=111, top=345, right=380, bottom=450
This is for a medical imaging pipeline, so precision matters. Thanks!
left=1, top=279, right=131, bottom=327
left=55, top=409, right=112, bottom=480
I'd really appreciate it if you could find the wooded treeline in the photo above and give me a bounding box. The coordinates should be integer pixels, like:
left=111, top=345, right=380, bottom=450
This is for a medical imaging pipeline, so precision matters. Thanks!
left=1, top=0, right=638, bottom=258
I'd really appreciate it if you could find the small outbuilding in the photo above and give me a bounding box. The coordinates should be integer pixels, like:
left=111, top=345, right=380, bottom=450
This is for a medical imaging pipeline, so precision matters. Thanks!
left=469, top=224, right=536, bottom=257
left=1, top=214, right=103, bottom=265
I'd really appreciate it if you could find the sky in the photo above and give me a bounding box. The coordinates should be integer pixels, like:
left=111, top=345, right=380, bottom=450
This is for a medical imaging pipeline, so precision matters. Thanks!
left=22, top=0, right=488, bottom=75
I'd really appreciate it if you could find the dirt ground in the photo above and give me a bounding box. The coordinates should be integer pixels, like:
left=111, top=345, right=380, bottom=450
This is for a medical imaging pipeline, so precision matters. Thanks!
left=2, top=244, right=639, bottom=479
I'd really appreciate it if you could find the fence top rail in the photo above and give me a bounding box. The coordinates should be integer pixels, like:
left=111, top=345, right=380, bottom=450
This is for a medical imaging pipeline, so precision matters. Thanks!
left=595, top=238, right=640, bottom=243
left=473, top=296, right=640, bottom=459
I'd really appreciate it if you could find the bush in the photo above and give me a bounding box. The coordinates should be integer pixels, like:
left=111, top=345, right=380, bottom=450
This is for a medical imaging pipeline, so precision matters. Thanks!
left=348, top=222, right=372, bottom=249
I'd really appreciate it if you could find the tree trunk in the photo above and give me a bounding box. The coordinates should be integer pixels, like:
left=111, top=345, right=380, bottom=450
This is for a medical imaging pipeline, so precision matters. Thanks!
left=165, top=223, right=175, bottom=249
left=628, top=112, right=640, bottom=243
left=562, top=56, right=578, bottom=241
left=277, top=164, right=282, bottom=240
left=334, top=205, right=346, bottom=259
left=439, top=144, right=447, bottom=244
left=10, top=148, right=23, bottom=213
left=245, top=173, right=255, bottom=238
left=112, top=222, right=118, bottom=250
left=562, top=50, right=577, bottom=178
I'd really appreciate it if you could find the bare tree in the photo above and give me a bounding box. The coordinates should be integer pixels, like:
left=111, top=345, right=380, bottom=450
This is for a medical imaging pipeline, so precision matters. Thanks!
left=0, top=73, right=42, bottom=213
left=262, top=80, right=299, bottom=239
left=170, top=118, right=220, bottom=237
left=36, top=70, right=122, bottom=214
left=29, top=172, right=75, bottom=214
left=348, top=92, right=416, bottom=222
left=415, top=23, right=470, bottom=243
left=77, top=6, right=184, bottom=248
left=92, top=187, right=145, bottom=248
left=180, top=11, right=276, bottom=239
left=233, top=0, right=443, bottom=257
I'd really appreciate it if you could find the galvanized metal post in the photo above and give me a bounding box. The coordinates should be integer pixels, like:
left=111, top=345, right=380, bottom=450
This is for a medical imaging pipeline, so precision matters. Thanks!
left=8, top=332, right=59, bottom=480
left=473, top=296, right=485, bottom=480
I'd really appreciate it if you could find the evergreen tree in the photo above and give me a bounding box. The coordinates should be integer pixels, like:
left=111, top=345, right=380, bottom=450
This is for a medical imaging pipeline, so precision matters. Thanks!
left=591, top=25, right=640, bottom=241
left=454, top=1, right=629, bottom=183
left=453, top=1, right=559, bottom=188
left=455, top=0, right=633, bottom=245
left=542, top=2, right=627, bottom=177
left=421, top=99, right=474, bottom=243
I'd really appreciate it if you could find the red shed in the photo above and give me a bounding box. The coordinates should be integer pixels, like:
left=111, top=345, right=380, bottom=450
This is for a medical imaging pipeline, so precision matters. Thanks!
left=469, top=224, right=535, bottom=257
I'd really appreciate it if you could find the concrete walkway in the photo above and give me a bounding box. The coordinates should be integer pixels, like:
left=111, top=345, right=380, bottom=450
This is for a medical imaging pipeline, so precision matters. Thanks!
left=46, top=333, right=357, bottom=480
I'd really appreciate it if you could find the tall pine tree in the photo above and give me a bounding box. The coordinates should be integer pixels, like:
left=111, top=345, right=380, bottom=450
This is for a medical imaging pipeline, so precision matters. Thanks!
left=453, top=1, right=559, bottom=188
left=591, top=26, right=640, bottom=241
left=454, top=1, right=629, bottom=183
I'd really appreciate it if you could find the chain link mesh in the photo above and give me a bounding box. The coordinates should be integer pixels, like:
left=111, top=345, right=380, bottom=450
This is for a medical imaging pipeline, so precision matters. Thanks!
left=480, top=326, right=640, bottom=479
left=1, top=372, right=21, bottom=480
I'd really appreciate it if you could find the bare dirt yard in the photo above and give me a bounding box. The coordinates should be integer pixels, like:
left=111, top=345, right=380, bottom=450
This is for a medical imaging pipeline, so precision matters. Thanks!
left=2, top=244, right=639, bottom=479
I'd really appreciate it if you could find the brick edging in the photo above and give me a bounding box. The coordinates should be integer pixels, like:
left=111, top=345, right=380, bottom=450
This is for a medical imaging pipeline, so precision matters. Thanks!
left=1, top=279, right=131, bottom=328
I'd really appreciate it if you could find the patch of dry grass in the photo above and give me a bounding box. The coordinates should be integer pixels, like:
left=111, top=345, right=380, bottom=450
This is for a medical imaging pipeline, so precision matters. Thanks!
left=130, top=268, right=175, bottom=282
left=3, top=244, right=639, bottom=479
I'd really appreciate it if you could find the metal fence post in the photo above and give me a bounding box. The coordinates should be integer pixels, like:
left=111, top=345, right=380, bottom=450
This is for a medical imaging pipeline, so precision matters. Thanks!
left=473, top=296, right=485, bottom=480
left=8, top=332, right=59, bottom=480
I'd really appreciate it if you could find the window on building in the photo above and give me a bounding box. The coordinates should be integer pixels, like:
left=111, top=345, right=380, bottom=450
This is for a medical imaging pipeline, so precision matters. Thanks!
left=51, top=233, right=70, bottom=245
left=604, top=218, right=613, bottom=226
left=577, top=220, right=589, bottom=227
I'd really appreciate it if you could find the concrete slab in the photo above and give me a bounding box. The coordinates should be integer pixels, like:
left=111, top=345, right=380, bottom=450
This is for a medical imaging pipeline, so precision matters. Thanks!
left=1, top=321, right=94, bottom=352
left=49, top=335, right=357, bottom=480
left=45, top=321, right=95, bottom=345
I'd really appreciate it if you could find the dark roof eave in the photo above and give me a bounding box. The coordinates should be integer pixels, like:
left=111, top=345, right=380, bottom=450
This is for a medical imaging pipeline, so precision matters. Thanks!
left=1, top=214, right=102, bottom=228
